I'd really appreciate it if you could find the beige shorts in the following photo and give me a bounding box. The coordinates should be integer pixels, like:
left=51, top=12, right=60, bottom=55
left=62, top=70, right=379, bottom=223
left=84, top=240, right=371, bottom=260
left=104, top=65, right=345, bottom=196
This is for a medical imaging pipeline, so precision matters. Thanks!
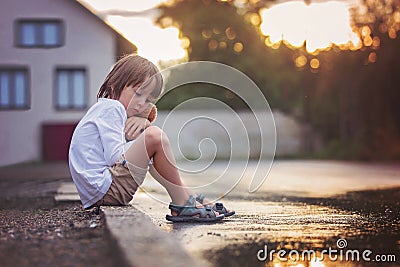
left=91, top=158, right=143, bottom=207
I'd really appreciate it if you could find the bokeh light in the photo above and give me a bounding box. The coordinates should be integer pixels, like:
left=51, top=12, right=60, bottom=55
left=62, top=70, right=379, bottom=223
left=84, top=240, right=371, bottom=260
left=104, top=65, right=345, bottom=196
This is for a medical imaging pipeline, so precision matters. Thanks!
left=233, top=42, right=244, bottom=53
left=295, top=55, right=307, bottom=68
left=368, top=52, right=377, bottom=63
left=310, top=58, right=320, bottom=69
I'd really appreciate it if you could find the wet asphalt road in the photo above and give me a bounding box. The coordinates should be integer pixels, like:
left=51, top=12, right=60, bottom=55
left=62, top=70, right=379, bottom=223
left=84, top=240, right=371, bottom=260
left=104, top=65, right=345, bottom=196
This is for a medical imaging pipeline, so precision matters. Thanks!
left=133, top=160, right=400, bottom=267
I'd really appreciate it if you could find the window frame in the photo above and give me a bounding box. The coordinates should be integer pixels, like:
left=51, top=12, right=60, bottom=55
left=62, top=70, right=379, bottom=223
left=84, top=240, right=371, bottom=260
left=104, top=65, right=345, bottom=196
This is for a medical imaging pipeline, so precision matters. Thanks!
left=0, top=66, right=30, bottom=110
left=14, top=19, right=65, bottom=48
left=54, top=67, right=88, bottom=111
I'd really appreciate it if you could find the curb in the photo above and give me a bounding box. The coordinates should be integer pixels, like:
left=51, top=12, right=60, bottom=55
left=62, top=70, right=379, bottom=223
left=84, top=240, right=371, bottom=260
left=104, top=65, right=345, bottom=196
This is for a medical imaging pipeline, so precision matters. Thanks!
left=101, top=206, right=207, bottom=267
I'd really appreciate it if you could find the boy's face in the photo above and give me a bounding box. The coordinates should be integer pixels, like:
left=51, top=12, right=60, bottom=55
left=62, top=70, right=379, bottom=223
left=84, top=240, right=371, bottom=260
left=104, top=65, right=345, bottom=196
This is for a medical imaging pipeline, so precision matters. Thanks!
left=120, top=77, right=157, bottom=117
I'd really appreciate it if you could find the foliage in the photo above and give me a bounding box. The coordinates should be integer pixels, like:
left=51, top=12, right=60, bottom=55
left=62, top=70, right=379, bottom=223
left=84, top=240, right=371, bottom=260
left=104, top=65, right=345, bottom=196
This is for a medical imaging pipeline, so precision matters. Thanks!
left=156, top=0, right=302, bottom=112
left=305, top=29, right=400, bottom=159
left=302, top=0, right=400, bottom=159
left=155, top=0, right=400, bottom=160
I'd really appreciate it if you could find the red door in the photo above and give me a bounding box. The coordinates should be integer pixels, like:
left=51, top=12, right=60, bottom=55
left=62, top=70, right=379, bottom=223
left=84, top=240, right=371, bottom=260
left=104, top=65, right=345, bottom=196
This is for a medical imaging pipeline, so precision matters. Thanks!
left=42, top=123, right=78, bottom=161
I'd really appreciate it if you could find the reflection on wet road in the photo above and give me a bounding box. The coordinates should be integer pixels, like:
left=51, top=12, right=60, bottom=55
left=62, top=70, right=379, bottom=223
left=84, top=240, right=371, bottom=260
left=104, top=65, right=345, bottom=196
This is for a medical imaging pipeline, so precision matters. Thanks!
left=135, top=191, right=399, bottom=266
left=133, top=161, right=400, bottom=267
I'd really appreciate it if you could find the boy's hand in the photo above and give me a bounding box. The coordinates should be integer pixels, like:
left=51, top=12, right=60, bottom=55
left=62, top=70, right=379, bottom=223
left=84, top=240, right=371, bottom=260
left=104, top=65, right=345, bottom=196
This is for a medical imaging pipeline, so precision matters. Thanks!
left=124, top=116, right=150, bottom=141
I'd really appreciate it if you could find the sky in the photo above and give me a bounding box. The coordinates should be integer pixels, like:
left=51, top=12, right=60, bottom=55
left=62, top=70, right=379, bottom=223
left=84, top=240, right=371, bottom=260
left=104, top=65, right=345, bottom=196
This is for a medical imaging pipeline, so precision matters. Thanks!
left=79, top=0, right=361, bottom=65
left=79, top=0, right=186, bottom=65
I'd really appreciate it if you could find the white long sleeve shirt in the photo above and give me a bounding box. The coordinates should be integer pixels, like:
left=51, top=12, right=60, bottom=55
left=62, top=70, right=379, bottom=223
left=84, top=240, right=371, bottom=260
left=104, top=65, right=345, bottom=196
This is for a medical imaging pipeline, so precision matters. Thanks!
left=69, top=98, right=126, bottom=208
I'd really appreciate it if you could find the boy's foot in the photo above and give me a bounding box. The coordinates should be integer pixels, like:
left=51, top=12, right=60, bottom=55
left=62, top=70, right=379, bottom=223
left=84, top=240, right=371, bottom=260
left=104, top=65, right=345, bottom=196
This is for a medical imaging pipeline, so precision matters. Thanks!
left=166, top=196, right=224, bottom=222
left=170, top=200, right=220, bottom=217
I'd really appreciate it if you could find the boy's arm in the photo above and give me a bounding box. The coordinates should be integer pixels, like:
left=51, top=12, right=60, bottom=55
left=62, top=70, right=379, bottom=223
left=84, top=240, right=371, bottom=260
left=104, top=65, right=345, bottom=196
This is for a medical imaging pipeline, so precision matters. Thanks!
left=98, top=107, right=126, bottom=166
left=125, top=104, right=157, bottom=141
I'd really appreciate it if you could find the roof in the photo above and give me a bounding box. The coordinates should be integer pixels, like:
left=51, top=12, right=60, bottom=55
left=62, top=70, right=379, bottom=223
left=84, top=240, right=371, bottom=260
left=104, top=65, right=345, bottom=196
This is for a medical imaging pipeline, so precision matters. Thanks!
left=72, top=0, right=137, bottom=56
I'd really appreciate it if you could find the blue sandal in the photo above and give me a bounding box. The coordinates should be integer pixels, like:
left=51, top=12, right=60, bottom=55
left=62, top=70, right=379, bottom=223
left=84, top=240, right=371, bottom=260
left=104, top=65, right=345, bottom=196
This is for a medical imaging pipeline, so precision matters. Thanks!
left=166, top=195, right=225, bottom=222
left=196, top=194, right=236, bottom=217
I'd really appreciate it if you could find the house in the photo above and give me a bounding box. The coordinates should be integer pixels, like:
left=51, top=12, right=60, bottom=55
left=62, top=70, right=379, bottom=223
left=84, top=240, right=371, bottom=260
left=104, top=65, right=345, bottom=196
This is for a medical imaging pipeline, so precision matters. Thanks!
left=0, top=0, right=136, bottom=166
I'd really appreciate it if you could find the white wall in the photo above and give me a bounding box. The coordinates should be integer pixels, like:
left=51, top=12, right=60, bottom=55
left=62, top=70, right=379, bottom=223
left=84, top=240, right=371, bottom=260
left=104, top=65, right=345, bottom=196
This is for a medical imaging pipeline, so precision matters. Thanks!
left=0, top=0, right=116, bottom=166
left=154, top=110, right=306, bottom=161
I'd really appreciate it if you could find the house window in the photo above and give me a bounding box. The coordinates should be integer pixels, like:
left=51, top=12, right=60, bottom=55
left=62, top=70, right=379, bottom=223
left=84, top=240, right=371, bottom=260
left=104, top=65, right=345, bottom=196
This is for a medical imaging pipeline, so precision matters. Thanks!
left=55, top=69, right=87, bottom=110
left=0, top=68, right=30, bottom=110
left=16, top=19, right=64, bottom=47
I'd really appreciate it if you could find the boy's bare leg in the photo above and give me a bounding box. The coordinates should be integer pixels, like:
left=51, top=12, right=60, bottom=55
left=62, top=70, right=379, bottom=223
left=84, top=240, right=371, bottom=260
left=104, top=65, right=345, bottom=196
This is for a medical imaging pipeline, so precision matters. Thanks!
left=125, top=126, right=219, bottom=215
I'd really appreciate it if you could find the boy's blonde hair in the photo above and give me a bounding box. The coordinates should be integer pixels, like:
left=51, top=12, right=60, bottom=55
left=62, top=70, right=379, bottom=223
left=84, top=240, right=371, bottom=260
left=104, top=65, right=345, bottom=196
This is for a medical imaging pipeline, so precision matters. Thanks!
left=97, top=54, right=162, bottom=100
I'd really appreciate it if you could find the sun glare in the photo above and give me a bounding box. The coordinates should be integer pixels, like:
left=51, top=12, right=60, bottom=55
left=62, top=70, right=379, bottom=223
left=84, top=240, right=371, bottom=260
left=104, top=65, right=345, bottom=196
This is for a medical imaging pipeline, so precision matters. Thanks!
left=79, top=0, right=186, bottom=65
left=107, top=16, right=187, bottom=64
left=80, top=0, right=375, bottom=65
left=260, top=1, right=362, bottom=54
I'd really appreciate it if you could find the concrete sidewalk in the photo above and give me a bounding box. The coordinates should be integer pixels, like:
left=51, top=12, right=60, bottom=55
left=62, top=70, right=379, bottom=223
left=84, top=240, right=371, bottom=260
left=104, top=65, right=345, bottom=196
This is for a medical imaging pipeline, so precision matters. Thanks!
left=0, top=162, right=206, bottom=267
left=101, top=205, right=207, bottom=267
left=56, top=182, right=208, bottom=267
left=0, top=162, right=71, bottom=198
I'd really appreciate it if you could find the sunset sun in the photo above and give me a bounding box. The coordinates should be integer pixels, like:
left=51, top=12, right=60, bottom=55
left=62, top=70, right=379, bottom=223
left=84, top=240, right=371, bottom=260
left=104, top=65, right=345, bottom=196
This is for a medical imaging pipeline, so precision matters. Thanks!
left=260, top=1, right=362, bottom=53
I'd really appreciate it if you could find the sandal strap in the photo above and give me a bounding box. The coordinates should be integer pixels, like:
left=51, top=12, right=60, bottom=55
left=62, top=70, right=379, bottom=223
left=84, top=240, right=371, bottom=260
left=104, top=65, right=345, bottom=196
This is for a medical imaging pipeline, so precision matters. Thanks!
left=194, top=194, right=231, bottom=214
left=179, top=204, right=217, bottom=218
left=169, top=195, right=196, bottom=208
left=168, top=204, right=182, bottom=213
left=168, top=195, right=197, bottom=212
left=195, top=194, right=205, bottom=204
left=213, top=202, right=228, bottom=213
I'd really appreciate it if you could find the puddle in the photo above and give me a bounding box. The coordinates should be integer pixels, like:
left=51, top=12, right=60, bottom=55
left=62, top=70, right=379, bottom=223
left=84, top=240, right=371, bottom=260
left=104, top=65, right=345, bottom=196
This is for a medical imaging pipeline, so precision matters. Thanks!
left=203, top=192, right=400, bottom=267
left=133, top=187, right=399, bottom=267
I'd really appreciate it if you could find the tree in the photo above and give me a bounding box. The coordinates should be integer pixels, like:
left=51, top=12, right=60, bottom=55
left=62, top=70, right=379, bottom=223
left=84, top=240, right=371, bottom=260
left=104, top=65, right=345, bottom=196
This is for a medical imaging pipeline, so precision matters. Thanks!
left=155, top=0, right=400, bottom=159
left=303, top=0, right=400, bottom=159
left=155, top=0, right=301, bottom=112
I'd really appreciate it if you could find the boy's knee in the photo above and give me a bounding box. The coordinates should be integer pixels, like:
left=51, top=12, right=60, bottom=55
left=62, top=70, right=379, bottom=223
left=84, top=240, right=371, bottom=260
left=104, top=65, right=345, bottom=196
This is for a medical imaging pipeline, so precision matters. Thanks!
left=145, top=126, right=169, bottom=146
